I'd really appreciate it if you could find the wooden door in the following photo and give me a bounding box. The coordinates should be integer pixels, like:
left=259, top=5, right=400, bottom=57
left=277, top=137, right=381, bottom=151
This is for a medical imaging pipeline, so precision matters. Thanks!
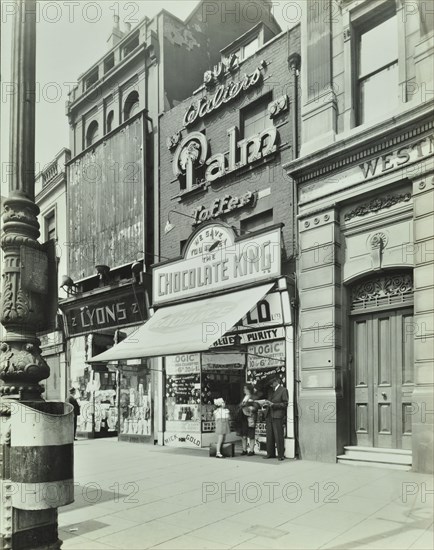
left=351, top=308, right=414, bottom=449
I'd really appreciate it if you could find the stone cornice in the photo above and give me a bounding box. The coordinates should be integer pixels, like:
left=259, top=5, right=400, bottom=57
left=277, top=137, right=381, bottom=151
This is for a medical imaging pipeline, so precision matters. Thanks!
left=284, top=100, right=434, bottom=183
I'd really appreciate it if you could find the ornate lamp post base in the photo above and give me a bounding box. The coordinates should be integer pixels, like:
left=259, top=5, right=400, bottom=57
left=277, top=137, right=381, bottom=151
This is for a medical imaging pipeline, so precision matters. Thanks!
left=0, top=2, right=74, bottom=548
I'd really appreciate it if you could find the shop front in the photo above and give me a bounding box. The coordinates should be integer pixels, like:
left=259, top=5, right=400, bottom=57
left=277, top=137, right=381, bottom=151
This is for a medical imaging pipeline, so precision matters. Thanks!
left=61, top=285, right=147, bottom=439
left=90, top=223, right=295, bottom=456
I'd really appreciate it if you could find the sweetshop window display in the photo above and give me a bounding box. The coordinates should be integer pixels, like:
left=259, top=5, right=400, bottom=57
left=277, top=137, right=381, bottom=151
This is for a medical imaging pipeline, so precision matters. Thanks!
left=163, top=338, right=290, bottom=452
left=118, top=360, right=152, bottom=441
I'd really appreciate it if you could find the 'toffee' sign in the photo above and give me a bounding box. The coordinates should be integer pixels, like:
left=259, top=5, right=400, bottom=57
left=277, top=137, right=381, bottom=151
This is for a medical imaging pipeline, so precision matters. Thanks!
left=192, top=192, right=257, bottom=226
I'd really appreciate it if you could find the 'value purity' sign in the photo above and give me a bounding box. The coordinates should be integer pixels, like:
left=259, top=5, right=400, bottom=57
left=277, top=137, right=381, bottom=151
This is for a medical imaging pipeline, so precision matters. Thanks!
left=153, top=225, right=281, bottom=305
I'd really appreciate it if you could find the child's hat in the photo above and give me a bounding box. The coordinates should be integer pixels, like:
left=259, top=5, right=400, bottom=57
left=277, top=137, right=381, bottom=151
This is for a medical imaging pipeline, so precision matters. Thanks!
left=214, top=398, right=224, bottom=407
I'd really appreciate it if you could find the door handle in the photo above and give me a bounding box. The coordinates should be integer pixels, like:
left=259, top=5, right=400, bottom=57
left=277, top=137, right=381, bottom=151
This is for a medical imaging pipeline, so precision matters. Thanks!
left=381, top=392, right=387, bottom=400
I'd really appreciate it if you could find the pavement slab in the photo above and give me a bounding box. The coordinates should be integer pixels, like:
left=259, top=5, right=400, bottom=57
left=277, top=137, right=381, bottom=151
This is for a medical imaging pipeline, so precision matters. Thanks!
left=59, top=440, right=434, bottom=550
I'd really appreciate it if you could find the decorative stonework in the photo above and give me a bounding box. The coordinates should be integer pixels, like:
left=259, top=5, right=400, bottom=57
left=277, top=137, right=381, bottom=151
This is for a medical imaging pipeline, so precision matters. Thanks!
left=295, top=123, right=434, bottom=184
left=268, top=95, right=289, bottom=118
left=368, top=232, right=388, bottom=250
left=344, top=193, right=411, bottom=221
left=166, top=131, right=182, bottom=151
left=351, top=273, right=413, bottom=304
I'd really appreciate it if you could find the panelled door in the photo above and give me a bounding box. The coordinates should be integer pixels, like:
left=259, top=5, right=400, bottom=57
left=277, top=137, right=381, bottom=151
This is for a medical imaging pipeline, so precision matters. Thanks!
left=351, top=308, right=414, bottom=449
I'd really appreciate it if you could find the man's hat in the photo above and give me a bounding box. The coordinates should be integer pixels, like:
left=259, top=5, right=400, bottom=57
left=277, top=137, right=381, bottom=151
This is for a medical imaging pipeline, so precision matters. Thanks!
left=69, top=387, right=76, bottom=393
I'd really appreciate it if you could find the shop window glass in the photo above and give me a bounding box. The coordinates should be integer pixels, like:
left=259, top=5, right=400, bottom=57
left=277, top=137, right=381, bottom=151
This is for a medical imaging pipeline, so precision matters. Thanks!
left=76, top=366, right=118, bottom=436
left=246, top=340, right=286, bottom=444
left=357, top=14, right=398, bottom=125
left=165, top=354, right=201, bottom=433
left=118, top=361, right=151, bottom=437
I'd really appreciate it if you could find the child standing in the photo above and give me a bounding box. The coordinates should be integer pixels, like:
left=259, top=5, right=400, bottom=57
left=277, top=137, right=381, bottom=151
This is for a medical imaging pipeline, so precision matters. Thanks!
left=213, top=398, right=230, bottom=458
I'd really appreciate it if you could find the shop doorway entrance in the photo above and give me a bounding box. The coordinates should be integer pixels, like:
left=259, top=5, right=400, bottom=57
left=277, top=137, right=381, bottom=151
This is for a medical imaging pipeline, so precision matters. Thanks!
left=349, top=273, right=414, bottom=450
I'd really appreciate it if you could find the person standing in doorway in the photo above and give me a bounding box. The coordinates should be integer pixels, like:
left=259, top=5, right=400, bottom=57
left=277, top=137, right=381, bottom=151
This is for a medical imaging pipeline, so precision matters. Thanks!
left=238, top=384, right=258, bottom=456
left=68, top=388, right=81, bottom=441
left=263, top=377, right=289, bottom=461
left=213, top=398, right=230, bottom=458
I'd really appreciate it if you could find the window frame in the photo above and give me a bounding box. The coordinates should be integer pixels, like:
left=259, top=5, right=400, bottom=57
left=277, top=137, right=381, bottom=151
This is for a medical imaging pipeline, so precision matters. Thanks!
left=86, top=120, right=99, bottom=148
left=342, top=0, right=404, bottom=131
left=355, top=7, right=398, bottom=125
left=240, top=92, right=272, bottom=140
left=44, top=208, right=57, bottom=242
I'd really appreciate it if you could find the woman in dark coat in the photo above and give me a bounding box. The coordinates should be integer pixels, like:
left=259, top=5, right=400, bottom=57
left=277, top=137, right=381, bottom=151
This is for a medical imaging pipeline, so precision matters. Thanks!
left=238, top=383, right=259, bottom=455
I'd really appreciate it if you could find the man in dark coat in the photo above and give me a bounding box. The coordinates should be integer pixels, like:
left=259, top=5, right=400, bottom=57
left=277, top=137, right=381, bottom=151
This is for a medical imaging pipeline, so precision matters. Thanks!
left=263, top=376, right=289, bottom=460
left=67, top=388, right=80, bottom=441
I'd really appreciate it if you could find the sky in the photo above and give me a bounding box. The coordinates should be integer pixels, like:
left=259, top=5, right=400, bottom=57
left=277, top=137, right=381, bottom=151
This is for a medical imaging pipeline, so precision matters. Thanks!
left=0, top=0, right=304, bottom=188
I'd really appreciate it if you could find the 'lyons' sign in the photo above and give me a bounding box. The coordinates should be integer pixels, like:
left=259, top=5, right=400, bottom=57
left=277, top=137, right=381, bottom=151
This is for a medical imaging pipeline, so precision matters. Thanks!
left=173, top=126, right=277, bottom=193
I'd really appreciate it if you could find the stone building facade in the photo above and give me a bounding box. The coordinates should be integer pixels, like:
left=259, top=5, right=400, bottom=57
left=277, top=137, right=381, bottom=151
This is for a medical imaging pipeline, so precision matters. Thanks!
left=285, top=0, right=433, bottom=472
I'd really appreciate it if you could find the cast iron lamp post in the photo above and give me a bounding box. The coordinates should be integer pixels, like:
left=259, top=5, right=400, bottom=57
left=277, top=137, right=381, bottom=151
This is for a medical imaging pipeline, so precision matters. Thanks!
left=0, top=1, right=73, bottom=548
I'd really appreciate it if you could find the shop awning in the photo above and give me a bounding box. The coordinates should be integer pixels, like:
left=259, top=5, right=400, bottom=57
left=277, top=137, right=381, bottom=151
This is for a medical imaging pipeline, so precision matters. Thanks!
left=88, top=283, right=274, bottom=363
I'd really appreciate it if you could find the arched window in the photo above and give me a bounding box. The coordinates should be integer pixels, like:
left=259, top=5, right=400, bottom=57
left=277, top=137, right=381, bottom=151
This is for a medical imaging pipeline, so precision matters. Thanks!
left=106, top=111, right=114, bottom=133
left=124, top=91, right=139, bottom=121
left=86, top=120, right=99, bottom=147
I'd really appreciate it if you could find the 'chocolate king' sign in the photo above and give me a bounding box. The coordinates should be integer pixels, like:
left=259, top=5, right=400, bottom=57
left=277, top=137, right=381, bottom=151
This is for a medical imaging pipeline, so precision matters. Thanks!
left=153, top=224, right=281, bottom=305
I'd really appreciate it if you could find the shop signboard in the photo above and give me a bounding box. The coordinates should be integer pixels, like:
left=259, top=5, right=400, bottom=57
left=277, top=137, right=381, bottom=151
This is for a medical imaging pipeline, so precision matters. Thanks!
left=247, top=341, right=286, bottom=369
left=153, top=225, right=281, bottom=305
left=238, top=292, right=283, bottom=329
left=164, top=432, right=202, bottom=447
left=165, top=354, right=200, bottom=375
left=62, top=288, right=145, bottom=336
left=213, top=327, right=285, bottom=347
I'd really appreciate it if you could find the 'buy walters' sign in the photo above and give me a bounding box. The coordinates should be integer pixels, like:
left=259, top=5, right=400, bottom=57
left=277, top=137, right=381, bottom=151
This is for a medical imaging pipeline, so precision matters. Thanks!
left=153, top=225, right=281, bottom=305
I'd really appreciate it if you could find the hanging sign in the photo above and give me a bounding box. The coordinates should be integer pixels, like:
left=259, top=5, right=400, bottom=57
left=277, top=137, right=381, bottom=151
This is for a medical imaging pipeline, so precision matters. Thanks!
left=153, top=224, right=281, bottom=305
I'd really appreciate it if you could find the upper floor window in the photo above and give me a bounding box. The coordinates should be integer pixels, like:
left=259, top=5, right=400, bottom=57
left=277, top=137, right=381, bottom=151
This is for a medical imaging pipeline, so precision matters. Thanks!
left=104, top=53, right=115, bottom=74
left=86, top=120, right=99, bottom=147
left=106, top=111, right=114, bottom=133
left=84, top=68, right=99, bottom=91
left=357, top=13, right=398, bottom=125
left=224, top=33, right=261, bottom=64
left=242, top=95, right=271, bottom=138
left=123, top=32, right=139, bottom=58
left=241, top=36, right=260, bottom=60
left=124, top=91, right=139, bottom=121
left=45, top=211, right=56, bottom=241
